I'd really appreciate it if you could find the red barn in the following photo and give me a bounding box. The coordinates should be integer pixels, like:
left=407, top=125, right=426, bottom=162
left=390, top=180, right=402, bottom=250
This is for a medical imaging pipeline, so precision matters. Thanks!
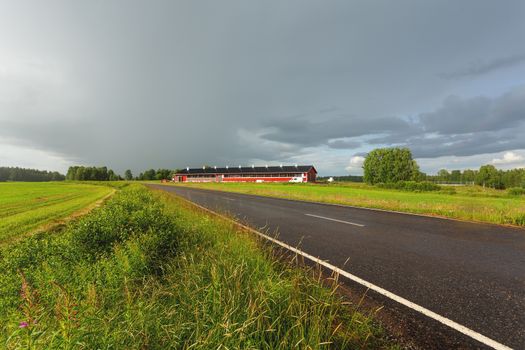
left=172, top=165, right=317, bottom=183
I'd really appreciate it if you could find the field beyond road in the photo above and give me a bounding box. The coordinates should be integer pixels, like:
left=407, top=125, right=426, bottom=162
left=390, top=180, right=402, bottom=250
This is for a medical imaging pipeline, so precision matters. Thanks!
left=0, top=182, right=114, bottom=244
left=167, top=182, right=525, bottom=227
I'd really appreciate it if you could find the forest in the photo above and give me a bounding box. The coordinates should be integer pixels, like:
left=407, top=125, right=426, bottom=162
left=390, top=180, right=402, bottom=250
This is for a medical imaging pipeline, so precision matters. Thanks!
left=0, top=167, right=65, bottom=182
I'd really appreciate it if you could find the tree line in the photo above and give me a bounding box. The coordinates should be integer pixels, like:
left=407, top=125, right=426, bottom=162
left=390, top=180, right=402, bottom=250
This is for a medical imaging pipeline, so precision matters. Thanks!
left=66, top=166, right=122, bottom=181
left=430, top=166, right=525, bottom=189
left=363, top=148, right=525, bottom=190
left=134, top=169, right=173, bottom=181
left=0, top=167, right=65, bottom=182
left=65, top=167, right=175, bottom=181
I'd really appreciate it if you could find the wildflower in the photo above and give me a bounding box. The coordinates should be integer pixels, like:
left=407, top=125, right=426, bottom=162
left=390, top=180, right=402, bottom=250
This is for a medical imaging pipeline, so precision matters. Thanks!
left=19, top=322, right=28, bottom=328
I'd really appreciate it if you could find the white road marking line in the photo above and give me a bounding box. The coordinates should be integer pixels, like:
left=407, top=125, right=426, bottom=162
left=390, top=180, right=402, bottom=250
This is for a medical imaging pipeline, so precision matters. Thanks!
left=223, top=198, right=236, bottom=201
left=174, top=194, right=513, bottom=350
left=305, top=213, right=365, bottom=227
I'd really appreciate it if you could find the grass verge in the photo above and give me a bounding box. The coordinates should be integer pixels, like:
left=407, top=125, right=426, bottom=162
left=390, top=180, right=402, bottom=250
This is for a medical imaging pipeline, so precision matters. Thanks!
left=0, top=184, right=397, bottom=349
left=165, top=182, right=525, bottom=227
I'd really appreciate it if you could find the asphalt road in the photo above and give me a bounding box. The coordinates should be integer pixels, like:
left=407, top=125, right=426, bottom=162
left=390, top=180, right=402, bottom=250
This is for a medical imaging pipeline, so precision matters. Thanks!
left=151, top=185, right=525, bottom=349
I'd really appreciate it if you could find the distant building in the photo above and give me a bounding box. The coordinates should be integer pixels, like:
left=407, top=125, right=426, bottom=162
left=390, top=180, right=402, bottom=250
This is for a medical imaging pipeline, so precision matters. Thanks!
left=172, top=165, right=317, bottom=183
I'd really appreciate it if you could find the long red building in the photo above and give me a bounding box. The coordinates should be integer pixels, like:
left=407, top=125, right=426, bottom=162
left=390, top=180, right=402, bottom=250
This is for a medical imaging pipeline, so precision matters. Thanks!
left=172, top=165, right=317, bottom=183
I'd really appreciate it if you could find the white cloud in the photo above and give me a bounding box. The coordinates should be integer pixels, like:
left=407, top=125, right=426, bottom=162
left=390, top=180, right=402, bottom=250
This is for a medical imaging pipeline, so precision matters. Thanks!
left=345, top=155, right=365, bottom=175
left=491, top=151, right=524, bottom=165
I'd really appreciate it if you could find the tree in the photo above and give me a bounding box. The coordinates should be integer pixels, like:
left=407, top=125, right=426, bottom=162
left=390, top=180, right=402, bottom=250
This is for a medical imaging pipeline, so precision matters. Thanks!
left=124, top=169, right=133, bottom=181
left=155, top=169, right=172, bottom=180
left=142, top=169, right=156, bottom=180
left=65, top=166, right=119, bottom=181
left=108, top=169, right=119, bottom=181
left=437, top=169, right=450, bottom=182
left=363, top=147, right=419, bottom=184
left=461, top=169, right=477, bottom=183
left=476, top=165, right=503, bottom=189
left=501, top=168, right=525, bottom=189
left=450, top=170, right=461, bottom=183
left=413, top=170, right=427, bottom=182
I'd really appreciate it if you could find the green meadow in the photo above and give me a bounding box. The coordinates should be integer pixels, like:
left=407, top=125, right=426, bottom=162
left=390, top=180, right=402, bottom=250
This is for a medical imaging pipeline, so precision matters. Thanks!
left=170, top=182, right=525, bottom=226
left=0, top=184, right=396, bottom=349
left=0, top=182, right=114, bottom=245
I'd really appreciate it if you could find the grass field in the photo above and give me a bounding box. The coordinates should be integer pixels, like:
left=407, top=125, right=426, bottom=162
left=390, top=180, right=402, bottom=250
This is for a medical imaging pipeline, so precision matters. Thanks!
left=168, top=182, right=525, bottom=226
left=0, top=184, right=397, bottom=349
left=0, top=182, right=114, bottom=245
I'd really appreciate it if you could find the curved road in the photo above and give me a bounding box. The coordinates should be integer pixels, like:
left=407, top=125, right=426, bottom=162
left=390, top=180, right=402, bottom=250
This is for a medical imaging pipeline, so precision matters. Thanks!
left=151, top=185, right=525, bottom=349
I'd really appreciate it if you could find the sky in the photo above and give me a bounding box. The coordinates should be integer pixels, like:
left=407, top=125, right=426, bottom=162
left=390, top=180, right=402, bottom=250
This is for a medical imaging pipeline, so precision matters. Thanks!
left=1, top=1, right=525, bottom=176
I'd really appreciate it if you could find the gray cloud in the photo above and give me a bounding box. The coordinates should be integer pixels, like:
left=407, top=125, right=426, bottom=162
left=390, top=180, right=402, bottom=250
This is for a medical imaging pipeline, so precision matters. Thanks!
left=260, top=113, right=409, bottom=147
left=420, top=87, right=525, bottom=134
left=1, top=1, right=525, bottom=175
left=367, top=86, right=525, bottom=158
left=256, top=85, right=525, bottom=159
left=440, top=54, right=525, bottom=79
left=327, top=139, right=361, bottom=150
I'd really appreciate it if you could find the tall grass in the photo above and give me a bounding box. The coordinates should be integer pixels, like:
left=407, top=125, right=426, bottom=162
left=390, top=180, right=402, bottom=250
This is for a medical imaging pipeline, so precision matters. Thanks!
left=0, top=185, right=395, bottom=349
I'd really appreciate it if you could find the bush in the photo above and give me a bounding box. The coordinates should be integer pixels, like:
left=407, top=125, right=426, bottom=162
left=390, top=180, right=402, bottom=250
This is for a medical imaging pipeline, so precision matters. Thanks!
left=71, top=187, right=177, bottom=260
left=507, top=187, right=525, bottom=196
left=376, top=181, right=441, bottom=192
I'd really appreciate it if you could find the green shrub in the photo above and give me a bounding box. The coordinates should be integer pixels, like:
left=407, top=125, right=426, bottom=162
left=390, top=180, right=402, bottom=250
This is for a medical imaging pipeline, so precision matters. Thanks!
left=507, top=187, right=525, bottom=196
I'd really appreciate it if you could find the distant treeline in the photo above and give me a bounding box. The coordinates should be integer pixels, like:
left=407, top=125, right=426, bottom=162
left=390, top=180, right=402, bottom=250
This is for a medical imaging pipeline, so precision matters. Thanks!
left=66, top=166, right=122, bottom=181
left=65, top=166, right=175, bottom=181
left=0, top=167, right=65, bottom=182
left=428, top=166, right=525, bottom=189
left=135, top=169, right=173, bottom=181
left=318, top=175, right=364, bottom=182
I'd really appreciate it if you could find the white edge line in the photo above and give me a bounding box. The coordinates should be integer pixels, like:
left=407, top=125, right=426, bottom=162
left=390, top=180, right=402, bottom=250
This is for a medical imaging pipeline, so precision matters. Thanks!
left=305, top=213, right=365, bottom=227
left=170, top=192, right=513, bottom=350
left=166, top=184, right=525, bottom=230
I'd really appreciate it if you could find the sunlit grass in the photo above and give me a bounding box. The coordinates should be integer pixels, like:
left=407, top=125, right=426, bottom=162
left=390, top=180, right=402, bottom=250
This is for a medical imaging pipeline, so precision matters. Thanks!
left=0, top=185, right=398, bottom=349
left=169, top=182, right=525, bottom=226
left=0, top=182, right=114, bottom=244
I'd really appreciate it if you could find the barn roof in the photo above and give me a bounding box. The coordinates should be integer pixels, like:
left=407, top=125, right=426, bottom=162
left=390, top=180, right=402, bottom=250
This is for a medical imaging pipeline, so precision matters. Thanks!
left=174, top=165, right=316, bottom=175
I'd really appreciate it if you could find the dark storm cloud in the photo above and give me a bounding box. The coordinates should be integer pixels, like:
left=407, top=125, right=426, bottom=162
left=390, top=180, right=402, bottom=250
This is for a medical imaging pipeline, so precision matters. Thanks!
left=1, top=1, right=525, bottom=174
left=440, top=54, right=525, bottom=79
left=420, top=87, right=525, bottom=134
left=408, top=130, right=525, bottom=158
left=260, top=113, right=409, bottom=147
left=256, top=85, right=525, bottom=159
left=365, top=86, right=525, bottom=158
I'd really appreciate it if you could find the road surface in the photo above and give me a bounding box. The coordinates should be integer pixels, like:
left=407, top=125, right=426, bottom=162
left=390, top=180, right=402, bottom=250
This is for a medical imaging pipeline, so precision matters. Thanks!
left=150, top=185, right=525, bottom=349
